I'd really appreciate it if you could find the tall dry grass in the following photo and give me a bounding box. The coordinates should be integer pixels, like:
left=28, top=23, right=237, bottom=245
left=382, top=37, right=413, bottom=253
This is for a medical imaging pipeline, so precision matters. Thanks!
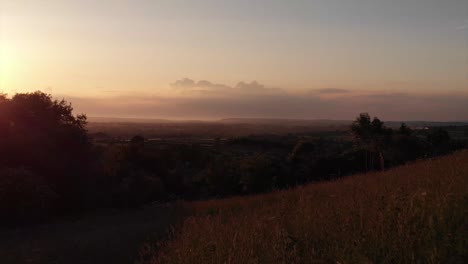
left=140, top=151, right=468, bottom=264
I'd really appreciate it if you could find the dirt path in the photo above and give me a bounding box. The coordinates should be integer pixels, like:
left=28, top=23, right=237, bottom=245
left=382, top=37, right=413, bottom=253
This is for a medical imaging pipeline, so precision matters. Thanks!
left=0, top=204, right=185, bottom=264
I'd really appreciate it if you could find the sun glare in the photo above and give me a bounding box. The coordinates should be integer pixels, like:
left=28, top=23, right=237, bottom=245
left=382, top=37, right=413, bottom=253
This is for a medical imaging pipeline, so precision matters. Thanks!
left=0, top=41, right=22, bottom=95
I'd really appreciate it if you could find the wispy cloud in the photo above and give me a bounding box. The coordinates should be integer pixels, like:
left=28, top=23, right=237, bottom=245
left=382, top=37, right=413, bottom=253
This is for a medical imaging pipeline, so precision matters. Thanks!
left=314, top=88, right=350, bottom=94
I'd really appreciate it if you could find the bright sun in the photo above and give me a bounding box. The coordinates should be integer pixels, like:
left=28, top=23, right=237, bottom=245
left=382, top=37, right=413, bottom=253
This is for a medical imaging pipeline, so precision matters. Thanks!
left=0, top=41, right=20, bottom=95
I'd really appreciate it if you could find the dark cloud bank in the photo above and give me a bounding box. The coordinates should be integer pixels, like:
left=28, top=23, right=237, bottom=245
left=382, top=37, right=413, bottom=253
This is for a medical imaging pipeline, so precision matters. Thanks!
left=70, top=78, right=468, bottom=121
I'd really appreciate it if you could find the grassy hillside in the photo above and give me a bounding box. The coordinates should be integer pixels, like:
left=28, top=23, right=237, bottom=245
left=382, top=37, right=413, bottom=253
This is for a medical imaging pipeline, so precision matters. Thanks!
left=140, top=151, right=468, bottom=264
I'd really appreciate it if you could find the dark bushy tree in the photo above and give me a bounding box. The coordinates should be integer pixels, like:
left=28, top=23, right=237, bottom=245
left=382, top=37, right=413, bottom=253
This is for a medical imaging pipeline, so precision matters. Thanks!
left=427, top=128, right=452, bottom=155
left=0, top=91, right=92, bottom=209
left=351, top=113, right=373, bottom=144
left=0, top=168, right=58, bottom=224
left=427, top=128, right=451, bottom=147
left=239, top=154, right=276, bottom=193
left=398, top=123, right=413, bottom=136
left=351, top=113, right=391, bottom=171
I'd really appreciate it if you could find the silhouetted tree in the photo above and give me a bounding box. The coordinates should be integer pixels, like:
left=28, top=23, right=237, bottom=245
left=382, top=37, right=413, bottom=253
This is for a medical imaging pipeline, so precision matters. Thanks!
left=131, top=135, right=145, bottom=147
left=427, top=128, right=451, bottom=156
left=351, top=113, right=373, bottom=144
left=128, top=135, right=145, bottom=158
left=398, top=123, right=413, bottom=136
left=0, top=91, right=92, bottom=207
left=351, top=113, right=388, bottom=171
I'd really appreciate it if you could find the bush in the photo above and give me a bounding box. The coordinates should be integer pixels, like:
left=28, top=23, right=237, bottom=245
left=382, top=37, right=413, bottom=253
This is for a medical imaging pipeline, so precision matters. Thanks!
left=239, top=154, right=276, bottom=193
left=200, top=156, right=242, bottom=196
left=113, top=170, right=165, bottom=207
left=0, top=168, right=58, bottom=224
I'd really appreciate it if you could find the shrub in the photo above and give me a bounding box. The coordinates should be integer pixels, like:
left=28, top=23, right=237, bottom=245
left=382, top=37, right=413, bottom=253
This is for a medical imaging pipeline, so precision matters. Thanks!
left=0, top=168, right=58, bottom=224
left=239, top=154, right=276, bottom=193
left=113, top=170, right=165, bottom=207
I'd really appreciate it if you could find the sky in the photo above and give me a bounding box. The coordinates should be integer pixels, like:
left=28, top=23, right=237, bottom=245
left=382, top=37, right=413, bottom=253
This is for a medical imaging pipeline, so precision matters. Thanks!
left=1, top=0, right=467, bottom=121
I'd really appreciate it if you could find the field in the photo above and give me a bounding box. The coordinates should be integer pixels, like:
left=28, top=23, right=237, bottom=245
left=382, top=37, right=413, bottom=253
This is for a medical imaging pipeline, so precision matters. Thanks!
left=140, top=151, right=468, bottom=264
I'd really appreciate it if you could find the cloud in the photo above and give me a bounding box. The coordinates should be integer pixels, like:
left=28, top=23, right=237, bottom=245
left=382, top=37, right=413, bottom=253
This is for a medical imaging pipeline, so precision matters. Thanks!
left=235, top=81, right=264, bottom=90
left=170, top=78, right=196, bottom=89
left=170, top=78, right=280, bottom=95
left=171, top=78, right=232, bottom=91
left=315, top=88, right=350, bottom=94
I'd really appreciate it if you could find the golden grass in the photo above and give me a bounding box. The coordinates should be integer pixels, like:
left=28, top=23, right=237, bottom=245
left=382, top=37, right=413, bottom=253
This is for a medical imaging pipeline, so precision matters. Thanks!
left=141, top=151, right=468, bottom=264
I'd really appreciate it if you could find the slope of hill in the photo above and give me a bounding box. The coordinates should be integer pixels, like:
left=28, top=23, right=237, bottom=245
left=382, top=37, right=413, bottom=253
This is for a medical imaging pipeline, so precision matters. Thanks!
left=141, top=151, right=468, bottom=264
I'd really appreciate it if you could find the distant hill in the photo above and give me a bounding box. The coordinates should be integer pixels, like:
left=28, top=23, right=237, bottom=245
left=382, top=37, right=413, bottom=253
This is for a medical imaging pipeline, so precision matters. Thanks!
left=87, top=116, right=207, bottom=124
left=218, top=118, right=351, bottom=126
left=88, top=116, right=468, bottom=128
left=385, top=121, right=468, bottom=128
left=218, top=118, right=468, bottom=129
left=88, top=116, right=174, bottom=123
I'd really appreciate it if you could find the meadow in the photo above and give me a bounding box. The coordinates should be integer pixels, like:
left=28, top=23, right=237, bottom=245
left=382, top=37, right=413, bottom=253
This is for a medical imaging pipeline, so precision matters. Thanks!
left=140, top=151, right=468, bottom=264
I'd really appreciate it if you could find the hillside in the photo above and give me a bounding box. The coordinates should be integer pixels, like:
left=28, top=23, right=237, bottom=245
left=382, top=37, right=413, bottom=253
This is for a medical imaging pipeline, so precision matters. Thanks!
left=1, top=151, right=467, bottom=264
left=141, top=151, right=468, bottom=264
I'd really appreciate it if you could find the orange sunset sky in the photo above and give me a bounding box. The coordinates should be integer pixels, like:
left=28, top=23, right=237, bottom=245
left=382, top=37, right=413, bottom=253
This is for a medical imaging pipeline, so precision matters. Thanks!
left=1, top=0, right=467, bottom=120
